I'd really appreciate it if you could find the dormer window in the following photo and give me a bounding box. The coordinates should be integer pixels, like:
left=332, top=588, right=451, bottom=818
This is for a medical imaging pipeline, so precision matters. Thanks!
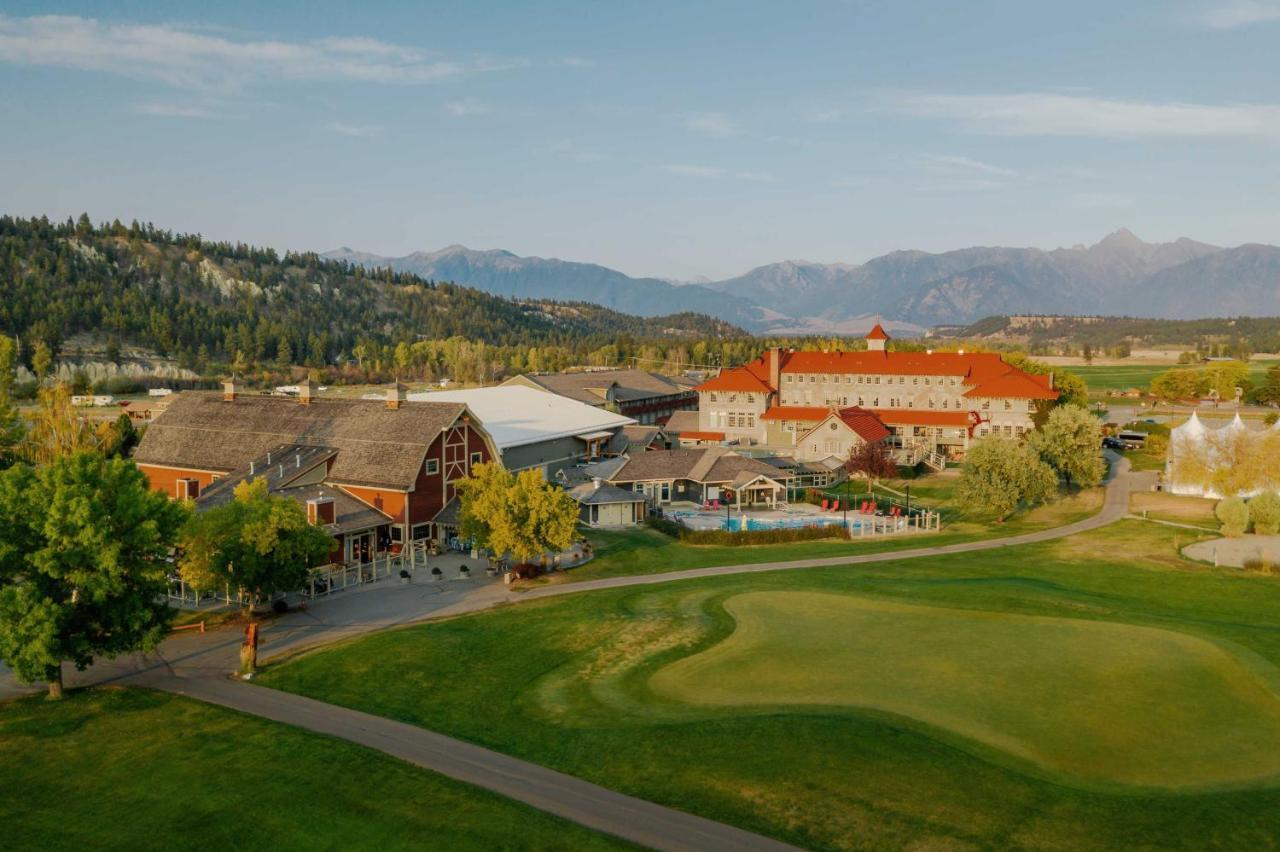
left=425, top=458, right=439, bottom=475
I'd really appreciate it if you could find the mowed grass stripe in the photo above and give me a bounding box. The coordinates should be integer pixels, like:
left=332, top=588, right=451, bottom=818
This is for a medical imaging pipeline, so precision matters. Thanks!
left=650, top=591, right=1280, bottom=788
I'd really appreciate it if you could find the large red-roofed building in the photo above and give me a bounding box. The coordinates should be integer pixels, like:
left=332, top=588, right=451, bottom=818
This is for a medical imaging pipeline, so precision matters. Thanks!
left=695, top=325, right=1057, bottom=461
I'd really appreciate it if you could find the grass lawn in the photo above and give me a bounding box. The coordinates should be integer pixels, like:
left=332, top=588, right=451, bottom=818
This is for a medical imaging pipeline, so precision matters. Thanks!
left=526, top=471, right=1102, bottom=587
left=260, top=520, right=1280, bottom=850
left=1075, top=359, right=1279, bottom=396
left=0, top=688, right=625, bottom=851
left=1131, top=491, right=1219, bottom=528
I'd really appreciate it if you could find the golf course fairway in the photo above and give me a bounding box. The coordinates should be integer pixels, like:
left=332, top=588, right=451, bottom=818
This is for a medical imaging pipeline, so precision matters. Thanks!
left=649, top=591, right=1280, bottom=788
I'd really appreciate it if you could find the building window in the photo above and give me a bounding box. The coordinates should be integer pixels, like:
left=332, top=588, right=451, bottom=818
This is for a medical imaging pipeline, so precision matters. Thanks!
left=425, top=458, right=439, bottom=475
left=1004, top=400, right=1013, bottom=411
left=391, top=525, right=405, bottom=543
left=784, top=375, right=793, bottom=383
left=709, top=392, right=718, bottom=402
left=470, top=452, right=482, bottom=466
left=411, top=523, right=432, bottom=540
left=982, top=401, right=990, bottom=410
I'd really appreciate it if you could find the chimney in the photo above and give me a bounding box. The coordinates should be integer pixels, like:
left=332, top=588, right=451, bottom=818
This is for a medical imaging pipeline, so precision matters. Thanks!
left=299, top=379, right=317, bottom=406
left=768, top=346, right=782, bottom=395
left=306, top=496, right=336, bottom=526
left=175, top=478, right=200, bottom=500
left=387, top=381, right=408, bottom=410
left=222, top=378, right=238, bottom=402
left=592, top=477, right=603, bottom=491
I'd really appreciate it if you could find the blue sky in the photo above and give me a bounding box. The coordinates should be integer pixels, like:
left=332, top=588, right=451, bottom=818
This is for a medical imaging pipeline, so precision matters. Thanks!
left=1, top=1, right=1278, bottom=279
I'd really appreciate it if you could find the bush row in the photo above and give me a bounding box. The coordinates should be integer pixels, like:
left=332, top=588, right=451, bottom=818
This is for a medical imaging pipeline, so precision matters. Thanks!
left=1216, top=492, right=1280, bottom=537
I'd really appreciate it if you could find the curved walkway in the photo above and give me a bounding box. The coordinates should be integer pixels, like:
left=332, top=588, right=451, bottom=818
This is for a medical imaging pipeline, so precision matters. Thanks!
left=5, top=455, right=1135, bottom=851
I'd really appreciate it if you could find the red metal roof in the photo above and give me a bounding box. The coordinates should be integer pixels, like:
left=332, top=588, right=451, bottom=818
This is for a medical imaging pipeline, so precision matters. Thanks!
left=795, top=407, right=891, bottom=443
left=871, top=409, right=973, bottom=427
left=962, top=372, right=1059, bottom=399
left=694, top=355, right=773, bottom=393
left=866, top=323, right=889, bottom=340
left=678, top=430, right=726, bottom=441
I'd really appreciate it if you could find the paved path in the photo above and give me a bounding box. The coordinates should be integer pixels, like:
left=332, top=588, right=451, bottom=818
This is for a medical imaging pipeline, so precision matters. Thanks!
left=145, top=672, right=798, bottom=852
left=3, top=453, right=1134, bottom=851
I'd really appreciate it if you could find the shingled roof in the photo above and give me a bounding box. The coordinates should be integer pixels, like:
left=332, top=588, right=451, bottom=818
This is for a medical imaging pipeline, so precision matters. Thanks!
left=134, top=392, right=474, bottom=490
left=516, top=368, right=693, bottom=405
left=609, top=447, right=793, bottom=485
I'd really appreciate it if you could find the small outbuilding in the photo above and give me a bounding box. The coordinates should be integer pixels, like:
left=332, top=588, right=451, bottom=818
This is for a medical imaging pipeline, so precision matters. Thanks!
left=567, top=478, right=647, bottom=527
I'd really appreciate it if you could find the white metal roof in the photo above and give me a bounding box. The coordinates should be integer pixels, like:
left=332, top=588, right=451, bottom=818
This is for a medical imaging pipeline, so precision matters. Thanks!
left=407, top=386, right=634, bottom=451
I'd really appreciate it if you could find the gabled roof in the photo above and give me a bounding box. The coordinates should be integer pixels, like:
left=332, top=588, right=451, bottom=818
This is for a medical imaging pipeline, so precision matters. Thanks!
left=609, top=447, right=791, bottom=485
left=677, top=430, right=726, bottom=442
left=512, top=368, right=692, bottom=405
left=408, top=385, right=633, bottom=450
left=664, top=410, right=701, bottom=434
left=962, top=371, right=1059, bottom=400
left=694, top=362, right=772, bottom=393
left=795, top=408, right=891, bottom=444
left=866, top=323, right=890, bottom=340
left=567, top=481, right=647, bottom=506
left=134, top=393, right=472, bottom=490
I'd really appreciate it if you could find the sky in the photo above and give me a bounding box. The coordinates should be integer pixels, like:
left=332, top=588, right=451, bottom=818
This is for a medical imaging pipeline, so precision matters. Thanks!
left=1, top=1, right=1278, bottom=280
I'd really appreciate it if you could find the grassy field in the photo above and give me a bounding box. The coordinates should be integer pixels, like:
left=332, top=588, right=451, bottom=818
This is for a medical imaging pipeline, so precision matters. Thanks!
left=1074, top=359, right=1279, bottom=394
left=1131, top=491, right=1219, bottom=528
left=260, top=520, right=1280, bottom=850
left=0, top=688, right=624, bottom=851
left=529, top=476, right=1103, bottom=586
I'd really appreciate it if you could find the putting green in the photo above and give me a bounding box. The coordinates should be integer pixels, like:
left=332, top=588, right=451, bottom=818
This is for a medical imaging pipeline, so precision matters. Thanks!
left=650, top=591, right=1280, bottom=788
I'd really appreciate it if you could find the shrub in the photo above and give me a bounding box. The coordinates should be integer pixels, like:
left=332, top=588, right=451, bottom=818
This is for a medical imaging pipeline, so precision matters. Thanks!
left=1249, top=492, right=1280, bottom=536
left=1216, top=496, right=1250, bottom=537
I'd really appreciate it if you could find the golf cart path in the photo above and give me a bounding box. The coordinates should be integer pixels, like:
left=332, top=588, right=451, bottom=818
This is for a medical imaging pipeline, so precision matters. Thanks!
left=6, top=454, right=1135, bottom=852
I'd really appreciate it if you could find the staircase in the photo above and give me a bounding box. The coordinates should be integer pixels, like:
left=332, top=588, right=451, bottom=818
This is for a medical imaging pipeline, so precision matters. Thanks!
left=923, top=450, right=946, bottom=472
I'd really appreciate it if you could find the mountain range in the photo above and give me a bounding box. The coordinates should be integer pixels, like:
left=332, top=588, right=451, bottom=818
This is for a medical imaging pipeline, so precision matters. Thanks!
left=324, top=230, right=1280, bottom=332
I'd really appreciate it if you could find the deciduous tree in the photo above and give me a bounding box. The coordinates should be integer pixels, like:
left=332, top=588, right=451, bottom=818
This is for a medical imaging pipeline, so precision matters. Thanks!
left=178, top=478, right=334, bottom=615
left=845, top=440, right=899, bottom=489
left=457, top=462, right=579, bottom=566
left=1029, top=404, right=1105, bottom=488
left=0, top=453, right=187, bottom=699
left=1249, top=492, right=1280, bottom=536
left=956, top=438, right=1058, bottom=523
left=1216, top=497, right=1250, bottom=538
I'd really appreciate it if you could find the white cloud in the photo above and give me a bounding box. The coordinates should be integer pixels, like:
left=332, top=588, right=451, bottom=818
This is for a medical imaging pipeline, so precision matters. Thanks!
left=685, top=111, right=737, bottom=136
left=132, top=101, right=227, bottom=119
left=327, top=122, right=382, bottom=138
left=446, top=98, right=490, bottom=116
left=0, top=14, right=515, bottom=91
left=918, top=153, right=1017, bottom=177
left=1199, top=1, right=1280, bottom=28
left=896, top=91, right=1280, bottom=138
left=664, top=164, right=726, bottom=178
left=662, top=164, right=774, bottom=182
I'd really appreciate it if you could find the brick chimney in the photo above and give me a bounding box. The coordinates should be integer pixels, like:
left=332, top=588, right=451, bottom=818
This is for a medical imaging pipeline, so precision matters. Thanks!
left=222, top=378, right=238, bottom=402
left=767, top=347, right=782, bottom=394
left=386, top=381, right=408, bottom=410
left=306, top=496, right=335, bottom=526
left=299, top=379, right=318, bottom=406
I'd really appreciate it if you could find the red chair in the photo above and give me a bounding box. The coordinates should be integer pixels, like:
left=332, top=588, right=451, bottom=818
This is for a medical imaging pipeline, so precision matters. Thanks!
left=831, top=499, right=839, bottom=512
left=821, top=499, right=829, bottom=511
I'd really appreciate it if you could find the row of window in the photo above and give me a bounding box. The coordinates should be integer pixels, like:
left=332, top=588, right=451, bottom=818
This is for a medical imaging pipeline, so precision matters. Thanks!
left=784, top=373, right=960, bottom=387
left=976, top=424, right=1029, bottom=438
left=424, top=452, right=484, bottom=476
left=706, top=392, right=758, bottom=404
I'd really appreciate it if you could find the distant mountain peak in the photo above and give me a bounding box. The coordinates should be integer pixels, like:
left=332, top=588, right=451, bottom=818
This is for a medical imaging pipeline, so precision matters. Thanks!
left=1095, top=227, right=1145, bottom=249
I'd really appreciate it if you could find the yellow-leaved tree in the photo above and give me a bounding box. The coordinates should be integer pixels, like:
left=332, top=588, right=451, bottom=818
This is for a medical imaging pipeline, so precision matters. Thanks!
left=456, top=462, right=579, bottom=566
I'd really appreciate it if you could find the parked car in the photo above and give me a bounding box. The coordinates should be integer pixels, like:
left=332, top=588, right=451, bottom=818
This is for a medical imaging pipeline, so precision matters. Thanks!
left=1102, top=437, right=1126, bottom=450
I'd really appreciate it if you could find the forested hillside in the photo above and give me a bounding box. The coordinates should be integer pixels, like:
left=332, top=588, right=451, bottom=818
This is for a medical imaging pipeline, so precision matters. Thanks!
left=0, top=215, right=748, bottom=382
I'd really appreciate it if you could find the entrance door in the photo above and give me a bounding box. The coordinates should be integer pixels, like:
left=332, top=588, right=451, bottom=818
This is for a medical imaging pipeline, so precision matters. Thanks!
left=347, top=531, right=373, bottom=563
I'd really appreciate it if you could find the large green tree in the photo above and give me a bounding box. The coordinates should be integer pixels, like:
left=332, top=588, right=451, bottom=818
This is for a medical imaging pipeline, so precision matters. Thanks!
left=0, top=453, right=188, bottom=699
left=956, top=438, right=1058, bottom=523
left=1030, top=404, right=1105, bottom=488
left=456, top=462, right=580, bottom=566
left=178, top=478, right=334, bottom=615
